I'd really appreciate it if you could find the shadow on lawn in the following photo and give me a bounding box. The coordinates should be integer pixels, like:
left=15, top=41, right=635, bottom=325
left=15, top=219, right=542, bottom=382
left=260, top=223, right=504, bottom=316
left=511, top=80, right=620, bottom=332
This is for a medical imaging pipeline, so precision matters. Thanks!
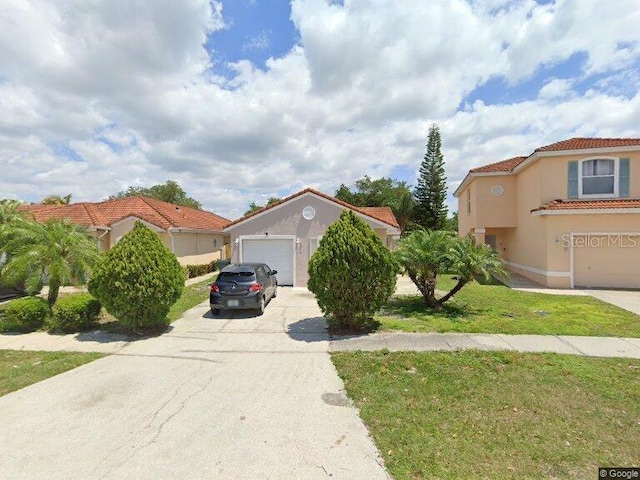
left=380, top=295, right=477, bottom=321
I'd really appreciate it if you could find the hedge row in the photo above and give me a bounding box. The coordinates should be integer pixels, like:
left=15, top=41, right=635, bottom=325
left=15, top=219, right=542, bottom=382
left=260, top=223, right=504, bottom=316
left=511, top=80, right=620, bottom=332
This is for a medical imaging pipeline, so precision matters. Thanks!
left=184, top=260, right=219, bottom=279
left=0, top=294, right=102, bottom=333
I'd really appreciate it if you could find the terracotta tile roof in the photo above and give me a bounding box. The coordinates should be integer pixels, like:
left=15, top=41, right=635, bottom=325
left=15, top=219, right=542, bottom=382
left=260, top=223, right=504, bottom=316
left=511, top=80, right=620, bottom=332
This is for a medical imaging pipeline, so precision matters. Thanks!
left=535, top=137, right=640, bottom=152
left=225, top=188, right=400, bottom=230
left=21, top=197, right=231, bottom=231
left=531, top=198, right=640, bottom=212
left=470, top=156, right=527, bottom=173
left=20, top=203, right=109, bottom=227
left=361, top=207, right=400, bottom=228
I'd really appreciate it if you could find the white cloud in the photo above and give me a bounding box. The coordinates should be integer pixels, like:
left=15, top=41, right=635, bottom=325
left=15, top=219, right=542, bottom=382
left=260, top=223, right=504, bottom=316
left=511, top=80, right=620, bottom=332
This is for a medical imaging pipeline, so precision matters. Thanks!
left=0, top=0, right=638, bottom=218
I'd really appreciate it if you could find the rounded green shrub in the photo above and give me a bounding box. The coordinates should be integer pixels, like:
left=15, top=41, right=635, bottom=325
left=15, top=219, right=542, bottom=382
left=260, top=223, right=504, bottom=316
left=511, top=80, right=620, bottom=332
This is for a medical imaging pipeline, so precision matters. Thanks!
left=88, top=221, right=185, bottom=332
left=49, top=293, right=102, bottom=333
left=308, top=210, right=399, bottom=332
left=0, top=296, right=49, bottom=333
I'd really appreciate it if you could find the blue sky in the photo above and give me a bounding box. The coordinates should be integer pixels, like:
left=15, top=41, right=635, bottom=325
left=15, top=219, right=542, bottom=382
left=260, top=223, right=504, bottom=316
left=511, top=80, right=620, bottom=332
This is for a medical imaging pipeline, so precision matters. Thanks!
left=0, top=0, right=638, bottom=218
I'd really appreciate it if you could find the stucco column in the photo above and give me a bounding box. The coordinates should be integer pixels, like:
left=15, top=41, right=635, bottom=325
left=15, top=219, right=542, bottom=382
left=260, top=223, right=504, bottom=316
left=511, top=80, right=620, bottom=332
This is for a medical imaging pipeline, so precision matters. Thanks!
left=474, top=228, right=486, bottom=245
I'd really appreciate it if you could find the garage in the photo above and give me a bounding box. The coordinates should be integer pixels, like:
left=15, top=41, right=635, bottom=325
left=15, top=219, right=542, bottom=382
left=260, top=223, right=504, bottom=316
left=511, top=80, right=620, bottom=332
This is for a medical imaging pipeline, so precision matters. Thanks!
left=240, top=237, right=295, bottom=286
left=573, top=233, right=640, bottom=288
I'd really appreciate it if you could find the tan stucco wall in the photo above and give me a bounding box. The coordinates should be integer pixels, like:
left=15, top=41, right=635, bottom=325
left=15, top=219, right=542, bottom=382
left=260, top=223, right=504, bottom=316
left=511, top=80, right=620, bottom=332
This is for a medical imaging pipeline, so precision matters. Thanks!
left=107, top=218, right=171, bottom=250
left=227, top=194, right=396, bottom=286
left=457, top=184, right=476, bottom=236
left=537, top=151, right=640, bottom=203
left=474, top=176, right=517, bottom=228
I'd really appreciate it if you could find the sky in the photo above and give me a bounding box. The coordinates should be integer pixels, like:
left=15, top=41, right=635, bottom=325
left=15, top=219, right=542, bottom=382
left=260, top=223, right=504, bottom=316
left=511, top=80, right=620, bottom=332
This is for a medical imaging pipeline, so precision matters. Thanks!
left=0, top=0, right=639, bottom=219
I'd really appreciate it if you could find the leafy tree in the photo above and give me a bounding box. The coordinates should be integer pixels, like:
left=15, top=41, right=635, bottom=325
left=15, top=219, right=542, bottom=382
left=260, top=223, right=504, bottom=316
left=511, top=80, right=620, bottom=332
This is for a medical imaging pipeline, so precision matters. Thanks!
left=110, top=180, right=203, bottom=209
left=0, top=218, right=101, bottom=307
left=335, top=176, right=414, bottom=234
left=40, top=194, right=72, bottom=205
left=395, top=230, right=506, bottom=309
left=308, top=210, right=398, bottom=331
left=444, top=212, right=459, bottom=232
left=413, top=124, right=448, bottom=230
left=244, top=197, right=282, bottom=216
left=439, top=234, right=506, bottom=303
left=88, top=221, right=185, bottom=332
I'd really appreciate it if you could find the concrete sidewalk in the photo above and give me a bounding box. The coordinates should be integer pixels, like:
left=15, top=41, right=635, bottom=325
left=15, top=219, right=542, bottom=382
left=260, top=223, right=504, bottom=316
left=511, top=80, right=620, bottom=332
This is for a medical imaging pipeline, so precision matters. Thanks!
left=330, top=331, right=640, bottom=358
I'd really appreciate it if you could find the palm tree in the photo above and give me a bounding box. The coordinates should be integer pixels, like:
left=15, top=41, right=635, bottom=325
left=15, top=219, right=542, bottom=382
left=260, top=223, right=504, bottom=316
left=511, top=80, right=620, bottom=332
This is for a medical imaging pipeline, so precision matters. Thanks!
left=439, top=234, right=507, bottom=304
left=392, top=191, right=415, bottom=235
left=0, top=218, right=101, bottom=307
left=0, top=199, right=26, bottom=226
left=395, top=229, right=453, bottom=308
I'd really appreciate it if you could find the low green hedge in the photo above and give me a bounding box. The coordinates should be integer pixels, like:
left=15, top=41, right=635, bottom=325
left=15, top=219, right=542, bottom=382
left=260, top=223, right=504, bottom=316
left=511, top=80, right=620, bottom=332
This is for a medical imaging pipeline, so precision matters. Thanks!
left=184, top=260, right=219, bottom=279
left=48, top=294, right=102, bottom=333
left=0, top=297, right=49, bottom=333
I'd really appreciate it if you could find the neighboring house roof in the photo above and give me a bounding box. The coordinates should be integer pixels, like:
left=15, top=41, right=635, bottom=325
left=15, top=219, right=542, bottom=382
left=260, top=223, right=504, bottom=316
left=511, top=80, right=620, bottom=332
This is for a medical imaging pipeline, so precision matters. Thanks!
left=454, top=137, right=640, bottom=197
left=531, top=198, right=640, bottom=213
left=469, top=156, right=527, bottom=173
left=224, top=188, right=401, bottom=230
left=535, top=137, right=640, bottom=152
left=22, top=196, right=231, bottom=231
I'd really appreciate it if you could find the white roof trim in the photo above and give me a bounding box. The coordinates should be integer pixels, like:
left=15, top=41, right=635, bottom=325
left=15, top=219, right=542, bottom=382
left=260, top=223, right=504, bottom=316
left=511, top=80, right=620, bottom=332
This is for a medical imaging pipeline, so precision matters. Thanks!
left=532, top=208, right=640, bottom=216
left=453, top=171, right=513, bottom=197
left=87, top=226, right=111, bottom=232
left=167, top=227, right=226, bottom=235
left=225, top=191, right=401, bottom=234
left=514, top=145, right=639, bottom=174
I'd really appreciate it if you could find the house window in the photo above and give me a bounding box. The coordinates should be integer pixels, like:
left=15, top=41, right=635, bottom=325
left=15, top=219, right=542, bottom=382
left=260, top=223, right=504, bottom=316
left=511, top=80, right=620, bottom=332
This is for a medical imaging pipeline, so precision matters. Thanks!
left=580, top=159, right=616, bottom=197
left=466, top=189, right=471, bottom=214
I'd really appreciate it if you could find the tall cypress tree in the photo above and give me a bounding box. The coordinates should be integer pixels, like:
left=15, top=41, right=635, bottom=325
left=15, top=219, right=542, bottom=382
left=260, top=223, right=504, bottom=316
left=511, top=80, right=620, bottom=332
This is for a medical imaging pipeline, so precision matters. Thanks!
left=413, top=124, right=448, bottom=230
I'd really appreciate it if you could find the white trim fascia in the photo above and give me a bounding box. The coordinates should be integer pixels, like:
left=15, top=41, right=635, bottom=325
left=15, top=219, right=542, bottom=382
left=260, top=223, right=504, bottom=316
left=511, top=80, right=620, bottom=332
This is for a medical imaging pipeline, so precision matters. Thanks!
left=453, top=171, right=514, bottom=197
left=109, top=216, right=165, bottom=232
left=238, top=235, right=296, bottom=286
left=503, top=260, right=571, bottom=278
left=513, top=145, right=640, bottom=174
left=87, top=226, right=111, bottom=232
left=225, top=191, right=400, bottom=234
left=167, top=227, right=226, bottom=235
left=532, top=208, right=640, bottom=216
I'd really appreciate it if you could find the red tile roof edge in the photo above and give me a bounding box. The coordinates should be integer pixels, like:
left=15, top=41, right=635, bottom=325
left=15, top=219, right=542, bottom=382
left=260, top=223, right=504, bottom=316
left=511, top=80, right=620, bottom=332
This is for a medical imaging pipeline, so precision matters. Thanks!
left=531, top=198, right=640, bottom=212
left=469, top=156, right=527, bottom=174
left=469, top=137, right=640, bottom=176
left=225, top=188, right=400, bottom=229
left=21, top=196, right=231, bottom=231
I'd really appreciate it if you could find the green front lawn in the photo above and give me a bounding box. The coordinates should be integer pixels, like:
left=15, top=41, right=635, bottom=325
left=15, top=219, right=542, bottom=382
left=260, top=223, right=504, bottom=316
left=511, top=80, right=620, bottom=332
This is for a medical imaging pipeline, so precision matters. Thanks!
left=0, top=350, right=103, bottom=397
left=333, top=350, right=640, bottom=480
left=378, top=276, right=640, bottom=337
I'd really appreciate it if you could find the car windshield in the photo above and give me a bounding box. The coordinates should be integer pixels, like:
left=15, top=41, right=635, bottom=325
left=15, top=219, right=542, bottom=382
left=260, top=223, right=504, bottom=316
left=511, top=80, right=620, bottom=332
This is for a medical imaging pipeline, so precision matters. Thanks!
left=218, top=271, right=255, bottom=282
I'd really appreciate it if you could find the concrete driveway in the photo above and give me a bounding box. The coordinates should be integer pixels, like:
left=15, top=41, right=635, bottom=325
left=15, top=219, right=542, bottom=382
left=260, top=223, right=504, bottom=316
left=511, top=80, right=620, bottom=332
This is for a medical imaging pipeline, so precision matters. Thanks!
left=0, top=288, right=390, bottom=480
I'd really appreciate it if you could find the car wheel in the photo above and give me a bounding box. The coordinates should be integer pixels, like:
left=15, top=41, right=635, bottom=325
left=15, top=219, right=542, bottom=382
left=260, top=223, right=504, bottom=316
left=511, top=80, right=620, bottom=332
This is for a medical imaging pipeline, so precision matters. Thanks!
left=211, top=308, right=221, bottom=316
left=272, top=286, right=277, bottom=298
left=258, top=296, right=265, bottom=315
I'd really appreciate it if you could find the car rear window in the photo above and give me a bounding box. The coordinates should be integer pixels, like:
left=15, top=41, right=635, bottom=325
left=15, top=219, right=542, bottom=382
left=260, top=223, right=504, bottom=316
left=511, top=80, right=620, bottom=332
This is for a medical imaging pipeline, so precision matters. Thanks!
left=218, top=271, right=255, bottom=282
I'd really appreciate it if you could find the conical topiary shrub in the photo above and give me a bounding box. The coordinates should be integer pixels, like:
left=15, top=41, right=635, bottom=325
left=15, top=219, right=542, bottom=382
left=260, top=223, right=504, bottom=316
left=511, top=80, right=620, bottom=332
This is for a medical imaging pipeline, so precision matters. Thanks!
left=308, top=210, right=398, bottom=331
left=88, top=221, right=185, bottom=332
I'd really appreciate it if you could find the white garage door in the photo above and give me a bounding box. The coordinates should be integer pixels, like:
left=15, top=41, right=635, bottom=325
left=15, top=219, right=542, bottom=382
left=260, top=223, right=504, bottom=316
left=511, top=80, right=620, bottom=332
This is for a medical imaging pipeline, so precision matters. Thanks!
left=574, top=234, right=640, bottom=288
left=241, top=238, right=294, bottom=286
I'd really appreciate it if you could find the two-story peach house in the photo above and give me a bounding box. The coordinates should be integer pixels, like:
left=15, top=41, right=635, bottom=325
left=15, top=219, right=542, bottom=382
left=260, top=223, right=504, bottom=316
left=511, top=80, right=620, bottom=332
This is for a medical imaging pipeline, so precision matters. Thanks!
left=455, top=138, right=640, bottom=289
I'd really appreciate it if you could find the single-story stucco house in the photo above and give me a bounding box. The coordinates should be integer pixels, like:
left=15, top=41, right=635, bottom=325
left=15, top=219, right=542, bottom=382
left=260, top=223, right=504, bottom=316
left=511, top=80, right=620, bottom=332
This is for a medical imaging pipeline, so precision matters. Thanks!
left=224, top=188, right=401, bottom=286
left=455, top=137, right=640, bottom=289
left=21, top=196, right=231, bottom=266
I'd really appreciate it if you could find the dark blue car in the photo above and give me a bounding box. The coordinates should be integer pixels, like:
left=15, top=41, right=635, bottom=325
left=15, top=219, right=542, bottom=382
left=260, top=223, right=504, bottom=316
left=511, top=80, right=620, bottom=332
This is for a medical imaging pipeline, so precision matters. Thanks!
left=210, top=263, right=278, bottom=315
